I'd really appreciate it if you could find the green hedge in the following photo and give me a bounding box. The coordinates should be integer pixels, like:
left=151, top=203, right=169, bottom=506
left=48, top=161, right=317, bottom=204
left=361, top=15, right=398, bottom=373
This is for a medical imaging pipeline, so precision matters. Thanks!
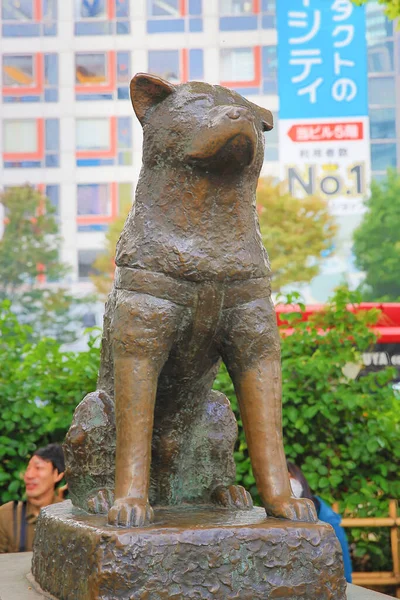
left=0, top=301, right=99, bottom=503
left=1, top=290, right=399, bottom=572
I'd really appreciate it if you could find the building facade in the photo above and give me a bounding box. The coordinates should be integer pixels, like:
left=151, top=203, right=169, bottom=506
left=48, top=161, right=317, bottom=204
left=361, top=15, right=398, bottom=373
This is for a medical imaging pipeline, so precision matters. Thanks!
left=0, top=0, right=397, bottom=299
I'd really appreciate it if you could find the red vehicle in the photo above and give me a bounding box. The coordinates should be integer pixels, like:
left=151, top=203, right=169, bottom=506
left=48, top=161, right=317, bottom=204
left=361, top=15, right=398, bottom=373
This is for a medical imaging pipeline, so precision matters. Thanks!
left=275, top=303, right=400, bottom=387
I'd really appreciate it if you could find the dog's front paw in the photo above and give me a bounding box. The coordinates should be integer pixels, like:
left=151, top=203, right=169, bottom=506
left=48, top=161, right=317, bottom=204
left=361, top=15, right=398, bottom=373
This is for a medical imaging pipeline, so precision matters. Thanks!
left=87, top=488, right=114, bottom=514
left=212, top=484, right=253, bottom=510
left=265, top=496, right=317, bottom=523
left=108, top=497, right=154, bottom=528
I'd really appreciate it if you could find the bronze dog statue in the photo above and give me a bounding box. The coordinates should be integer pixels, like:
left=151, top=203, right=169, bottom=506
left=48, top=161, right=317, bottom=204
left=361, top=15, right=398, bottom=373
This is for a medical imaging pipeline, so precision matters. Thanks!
left=65, top=73, right=317, bottom=528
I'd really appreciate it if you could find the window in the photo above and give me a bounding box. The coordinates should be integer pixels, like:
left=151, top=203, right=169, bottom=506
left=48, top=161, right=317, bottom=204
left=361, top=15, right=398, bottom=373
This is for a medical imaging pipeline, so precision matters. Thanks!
left=117, top=51, right=130, bottom=99
left=76, top=117, right=132, bottom=166
left=221, top=48, right=254, bottom=82
left=219, top=1, right=258, bottom=31
left=2, top=53, right=58, bottom=103
left=2, top=0, right=57, bottom=37
left=147, top=0, right=202, bottom=33
left=370, top=108, right=396, bottom=140
left=76, top=53, right=106, bottom=85
left=44, top=54, right=58, bottom=100
left=75, top=0, right=130, bottom=35
left=148, top=50, right=180, bottom=83
left=371, top=143, right=397, bottom=171
left=78, top=249, right=102, bottom=280
left=117, top=117, right=132, bottom=165
left=148, top=49, right=203, bottom=83
left=262, top=0, right=275, bottom=9
left=368, top=41, right=394, bottom=73
left=220, top=47, right=261, bottom=92
left=188, top=49, right=203, bottom=81
left=2, top=55, right=34, bottom=86
left=261, top=0, right=275, bottom=28
left=2, top=0, right=34, bottom=20
left=368, top=77, right=396, bottom=105
left=77, top=182, right=132, bottom=231
left=45, top=55, right=58, bottom=86
left=149, top=0, right=179, bottom=16
left=116, top=0, right=129, bottom=18
left=75, top=51, right=130, bottom=101
left=77, top=184, right=110, bottom=216
left=45, top=119, right=59, bottom=155
left=76, top=118, right=110, bottom=151
left=219, top=0, right=275, bottom=30
left=220, top=0, right=253, bottom=14
left=3, top=118, right=59, bottom=168
left=4, top=119, right=37, bottom=153
left=76, top=0, right=106, bottom=19
left=117, top=52, right=130, bottom=84
left=366, top=2, right=393, bottom=42
left=46, top=185, right=60, bottom=218
left=262, top=46, right=277, bottom=94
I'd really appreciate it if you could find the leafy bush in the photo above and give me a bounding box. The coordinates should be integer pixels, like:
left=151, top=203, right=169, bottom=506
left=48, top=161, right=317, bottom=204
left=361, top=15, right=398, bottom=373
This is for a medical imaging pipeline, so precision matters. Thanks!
left=214, top=288, right=400, bottom=572
left=1, top=289, right=399, bottom=573
left=0, top=300, right=100, bottom=503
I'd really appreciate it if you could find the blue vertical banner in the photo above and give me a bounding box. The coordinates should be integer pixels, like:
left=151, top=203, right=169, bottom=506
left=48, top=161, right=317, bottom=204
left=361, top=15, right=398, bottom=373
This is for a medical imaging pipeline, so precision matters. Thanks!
left=275, top=0, right=370, bottom=302
left=276, top=0, right=368, bottom=119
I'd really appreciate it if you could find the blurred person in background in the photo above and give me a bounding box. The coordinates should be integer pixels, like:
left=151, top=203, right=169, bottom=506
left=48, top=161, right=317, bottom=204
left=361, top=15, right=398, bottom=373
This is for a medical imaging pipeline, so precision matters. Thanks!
left=287, top=460, right=352, bottom=583
left=0, top=443, right=65, bottom=553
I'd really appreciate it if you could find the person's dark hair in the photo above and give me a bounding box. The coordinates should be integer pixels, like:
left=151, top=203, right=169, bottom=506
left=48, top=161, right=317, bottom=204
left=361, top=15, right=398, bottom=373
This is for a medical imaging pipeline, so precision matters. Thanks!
left=33, top=444, right=65, bottom=475
left=287, top=461, right=320, bottom=511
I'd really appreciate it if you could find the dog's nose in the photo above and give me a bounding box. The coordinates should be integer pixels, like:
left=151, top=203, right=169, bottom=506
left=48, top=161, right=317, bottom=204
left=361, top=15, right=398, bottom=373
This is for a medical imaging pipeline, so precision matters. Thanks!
left=226, top=107, right=242, bottom=120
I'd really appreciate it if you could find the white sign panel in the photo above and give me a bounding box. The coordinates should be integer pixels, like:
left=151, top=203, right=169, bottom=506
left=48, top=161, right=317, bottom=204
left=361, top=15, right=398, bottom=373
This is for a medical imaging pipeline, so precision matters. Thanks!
left=279, top=116, right=371, bottom=217
left=276, top=0, right=370, bottom=302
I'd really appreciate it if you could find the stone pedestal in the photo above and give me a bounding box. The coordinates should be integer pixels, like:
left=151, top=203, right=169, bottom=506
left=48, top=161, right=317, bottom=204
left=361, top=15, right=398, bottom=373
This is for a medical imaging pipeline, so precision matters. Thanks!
left=32, top=501, right=347, bottom=600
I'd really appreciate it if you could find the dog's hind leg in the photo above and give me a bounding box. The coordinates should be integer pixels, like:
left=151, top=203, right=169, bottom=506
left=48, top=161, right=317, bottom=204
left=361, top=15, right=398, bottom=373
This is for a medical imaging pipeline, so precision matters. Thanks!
left=219, top=295, right=317, bottom=524
left=107, top=290, right=184, bottom=527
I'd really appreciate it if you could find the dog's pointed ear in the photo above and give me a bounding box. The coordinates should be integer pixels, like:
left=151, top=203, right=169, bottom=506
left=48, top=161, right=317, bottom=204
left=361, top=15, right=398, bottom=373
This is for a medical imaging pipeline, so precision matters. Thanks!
left=130, top=73, right=176, bottom=125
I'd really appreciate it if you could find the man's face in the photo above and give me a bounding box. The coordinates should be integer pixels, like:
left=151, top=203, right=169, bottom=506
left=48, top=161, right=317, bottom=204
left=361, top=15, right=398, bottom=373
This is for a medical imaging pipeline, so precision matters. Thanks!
left=23, top=455, right=61, bottom=501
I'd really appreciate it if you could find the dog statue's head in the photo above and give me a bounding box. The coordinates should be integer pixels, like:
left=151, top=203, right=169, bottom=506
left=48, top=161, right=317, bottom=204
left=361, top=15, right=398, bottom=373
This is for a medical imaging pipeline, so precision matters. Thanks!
left=130, top=73, right=273, bottom=175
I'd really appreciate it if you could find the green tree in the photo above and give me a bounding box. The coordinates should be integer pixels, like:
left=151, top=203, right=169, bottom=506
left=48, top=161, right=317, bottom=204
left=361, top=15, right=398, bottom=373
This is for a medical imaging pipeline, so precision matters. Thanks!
left=214, top=288, right=400, bottom=572
left=0, top=185, right=90, bottom=342
left=353, top=0, right=400, bottom=19
left=0, top=300, right=100, bottom=504
left=353, top=170, right=400, bottom=301
left=0, top=186, right=67, bottom=295
left=257, top=178, right=337, bottom=292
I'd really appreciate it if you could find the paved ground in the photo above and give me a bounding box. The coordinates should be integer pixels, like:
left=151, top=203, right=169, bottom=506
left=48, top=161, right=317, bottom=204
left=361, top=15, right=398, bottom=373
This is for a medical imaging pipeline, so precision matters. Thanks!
left=0, top=552, right=394, bottom=599
left=0, top=553, right=44, bottom=600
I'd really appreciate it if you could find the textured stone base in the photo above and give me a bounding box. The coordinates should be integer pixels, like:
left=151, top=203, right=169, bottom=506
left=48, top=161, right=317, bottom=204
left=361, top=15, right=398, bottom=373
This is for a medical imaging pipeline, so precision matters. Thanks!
left=32, top=501, right=346, bottom=600
left=0, top=554, right=389, bottom=600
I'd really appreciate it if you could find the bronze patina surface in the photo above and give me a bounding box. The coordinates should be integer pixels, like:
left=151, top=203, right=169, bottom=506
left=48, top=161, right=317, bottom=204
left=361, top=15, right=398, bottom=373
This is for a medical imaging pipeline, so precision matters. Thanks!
left=32, top=74, right=347, bottom=598
left=32, top=501, right=346, bottom=600
left=64, top=73, right=316, bottom=527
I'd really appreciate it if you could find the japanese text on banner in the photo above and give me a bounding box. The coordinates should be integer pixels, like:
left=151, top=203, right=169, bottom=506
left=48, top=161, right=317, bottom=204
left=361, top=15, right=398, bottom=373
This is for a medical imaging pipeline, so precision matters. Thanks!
left=277, top=0, right=368, bottom=119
